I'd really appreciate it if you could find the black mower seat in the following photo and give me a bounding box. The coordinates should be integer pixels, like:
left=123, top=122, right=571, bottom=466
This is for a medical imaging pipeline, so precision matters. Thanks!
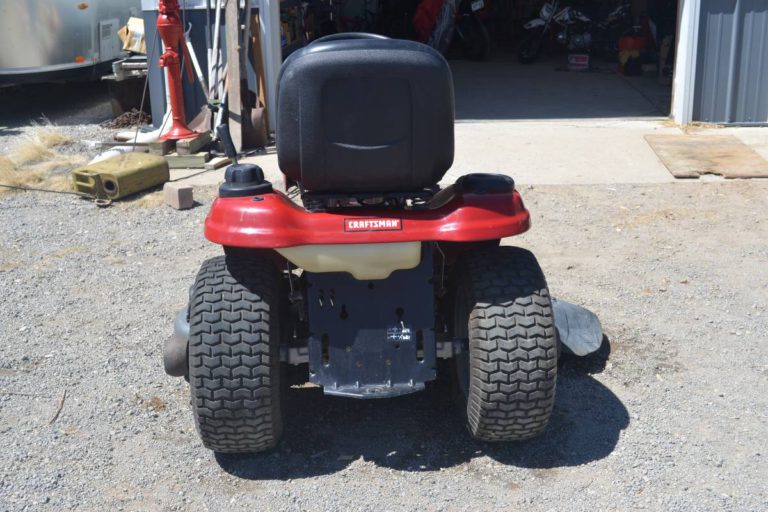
left=276, top=34, right=455, bottom=193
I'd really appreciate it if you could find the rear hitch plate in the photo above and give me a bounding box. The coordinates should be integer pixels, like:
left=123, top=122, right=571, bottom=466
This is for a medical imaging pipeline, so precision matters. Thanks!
left=305, top=246, right=436, bottom=398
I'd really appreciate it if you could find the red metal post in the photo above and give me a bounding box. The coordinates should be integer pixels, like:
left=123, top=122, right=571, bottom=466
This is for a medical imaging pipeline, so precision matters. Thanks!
left=157, top=0, right=197, bottom=140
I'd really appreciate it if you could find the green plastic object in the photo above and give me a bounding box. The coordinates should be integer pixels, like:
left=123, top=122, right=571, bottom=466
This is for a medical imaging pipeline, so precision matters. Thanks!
left=71, top=153, right=170, bottom=200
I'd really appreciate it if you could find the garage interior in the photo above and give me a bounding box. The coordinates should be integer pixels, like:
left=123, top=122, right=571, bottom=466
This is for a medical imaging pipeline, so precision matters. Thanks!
left=283, top=0, right=680, bottom=121
left=140, top=0, right=681, bottom=134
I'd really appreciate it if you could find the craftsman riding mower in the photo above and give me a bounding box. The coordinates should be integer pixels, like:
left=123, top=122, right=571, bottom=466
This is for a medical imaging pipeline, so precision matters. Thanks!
left=164, top=33, right=602, bottom=453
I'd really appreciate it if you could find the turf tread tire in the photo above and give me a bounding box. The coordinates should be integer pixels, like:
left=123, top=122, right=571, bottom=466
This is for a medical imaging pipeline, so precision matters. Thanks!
left=188, top=254, right=283, bottom=453
left=455, top=246, right=557, bottom=441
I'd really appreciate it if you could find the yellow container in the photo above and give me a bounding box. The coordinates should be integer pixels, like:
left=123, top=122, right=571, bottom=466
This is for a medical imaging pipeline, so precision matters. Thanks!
left=71, top=153, right=170, bottom=200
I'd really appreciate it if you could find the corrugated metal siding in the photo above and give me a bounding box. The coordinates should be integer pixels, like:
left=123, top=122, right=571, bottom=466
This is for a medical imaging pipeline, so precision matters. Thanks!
left=693, top=0, right=768, bottom=124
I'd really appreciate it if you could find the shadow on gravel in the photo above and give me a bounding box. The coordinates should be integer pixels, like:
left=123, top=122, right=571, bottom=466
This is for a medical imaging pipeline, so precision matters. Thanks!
left=0, top=81, right=111, bottom=127
left=215, top=336, right=628, bottom=480
left=0, top=126, right=22, bottom=137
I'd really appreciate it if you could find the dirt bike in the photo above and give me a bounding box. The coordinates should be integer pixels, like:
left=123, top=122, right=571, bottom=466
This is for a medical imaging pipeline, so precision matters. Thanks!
left=517, top=0, right=592, bottom=64
left=417, top=0, right=491, bottom=61
left=451, top=0, right=492, bottom=61
left=591, top=2, right=633, bottom=60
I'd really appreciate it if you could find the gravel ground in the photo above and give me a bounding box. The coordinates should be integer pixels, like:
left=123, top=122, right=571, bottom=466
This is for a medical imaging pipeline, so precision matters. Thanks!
left=1, top=179, right=766, bottom=511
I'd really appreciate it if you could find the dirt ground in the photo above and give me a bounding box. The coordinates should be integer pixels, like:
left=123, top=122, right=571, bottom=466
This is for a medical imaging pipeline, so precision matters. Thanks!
left=1, top=179, right=766, bottom=511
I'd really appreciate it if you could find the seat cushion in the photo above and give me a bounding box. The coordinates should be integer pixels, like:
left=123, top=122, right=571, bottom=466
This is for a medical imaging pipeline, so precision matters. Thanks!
left=276, top=37, right=455, bottom=193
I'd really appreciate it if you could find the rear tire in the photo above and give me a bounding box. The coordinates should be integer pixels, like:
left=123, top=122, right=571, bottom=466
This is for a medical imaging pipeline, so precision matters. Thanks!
left=453, top=246, right=557, bottom=441
left=464, top=18, right=491, bottom=61
left=188, top=254, right=284, bottom=453
left=518, top=29, right=543, bottom=64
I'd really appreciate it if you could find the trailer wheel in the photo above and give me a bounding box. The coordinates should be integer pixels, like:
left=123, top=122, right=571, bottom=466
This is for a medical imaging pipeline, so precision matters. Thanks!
left=188, top=254, right=283, bottom=453
left=453, top=246, right=557, bottom=441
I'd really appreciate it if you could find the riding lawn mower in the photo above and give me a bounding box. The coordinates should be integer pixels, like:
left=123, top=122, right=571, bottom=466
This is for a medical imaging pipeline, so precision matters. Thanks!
left=163, top=33, right=602, bottom=453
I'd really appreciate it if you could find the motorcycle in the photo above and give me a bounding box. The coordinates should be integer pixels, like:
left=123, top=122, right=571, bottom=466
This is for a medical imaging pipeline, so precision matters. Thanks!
left=416, top=0, right=492, bottom=61
left=451, top=0, right=492, bottom=61
left=517, top=0, right=592, bottom=64
left=591, top=2, right=633, bottom=60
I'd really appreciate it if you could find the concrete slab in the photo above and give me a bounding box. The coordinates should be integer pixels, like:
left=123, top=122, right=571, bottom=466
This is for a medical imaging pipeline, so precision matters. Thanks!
left=171, top=55, right=761, bottom=188
left=451, top=56, right=670, bottom=121
left=176, top=118, right=678, bottom=188
left=448, top=119, right=677, bottom=185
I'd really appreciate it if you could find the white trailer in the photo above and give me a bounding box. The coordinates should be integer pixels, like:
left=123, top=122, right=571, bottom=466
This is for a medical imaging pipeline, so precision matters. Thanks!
left=0, top=0, right=142, bottom=86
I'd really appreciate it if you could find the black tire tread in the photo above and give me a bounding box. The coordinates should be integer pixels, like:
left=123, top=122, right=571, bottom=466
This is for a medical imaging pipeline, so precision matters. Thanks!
left=467, top=19, right=492, bottom=61
left=459, top=246, right=557, bottom=441
left=517, top=29, right=543, bottom=64
left=188, top=255, right=283, bottom=453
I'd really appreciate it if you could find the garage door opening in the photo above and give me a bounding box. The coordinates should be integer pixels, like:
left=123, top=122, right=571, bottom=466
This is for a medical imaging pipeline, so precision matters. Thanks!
left=448, top=0, right=679, bottom=121
left=274, top=0, right=681, bottom=122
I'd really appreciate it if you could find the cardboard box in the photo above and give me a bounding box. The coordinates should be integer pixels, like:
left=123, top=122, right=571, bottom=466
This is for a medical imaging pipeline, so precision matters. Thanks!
left=118, top=17, right=146, bottom=54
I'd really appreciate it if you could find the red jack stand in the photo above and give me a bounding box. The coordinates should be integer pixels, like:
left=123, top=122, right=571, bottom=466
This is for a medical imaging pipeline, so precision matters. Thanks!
left=158, top=0, right=197, bottom=141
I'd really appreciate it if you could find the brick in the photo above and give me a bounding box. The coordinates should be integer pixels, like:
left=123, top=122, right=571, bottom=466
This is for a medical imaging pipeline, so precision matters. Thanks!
left=163, top=182, right=194, bottom=210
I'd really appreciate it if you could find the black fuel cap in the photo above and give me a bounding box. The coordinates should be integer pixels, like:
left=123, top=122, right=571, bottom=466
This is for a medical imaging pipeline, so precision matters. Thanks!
left=219, top=163, right=273, bottom=198
left=225, top=163, right=265, bottom=183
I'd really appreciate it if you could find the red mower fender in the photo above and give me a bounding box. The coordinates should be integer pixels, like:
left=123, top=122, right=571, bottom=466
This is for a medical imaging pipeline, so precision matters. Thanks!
left=204, top=189, right=531, bottom=248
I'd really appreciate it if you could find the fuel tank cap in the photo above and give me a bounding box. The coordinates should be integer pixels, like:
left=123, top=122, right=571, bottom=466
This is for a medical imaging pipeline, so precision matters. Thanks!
left=219, top=164, right=273, bottom=198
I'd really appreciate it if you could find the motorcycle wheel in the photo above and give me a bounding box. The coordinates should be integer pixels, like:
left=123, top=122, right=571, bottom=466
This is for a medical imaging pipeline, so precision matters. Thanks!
left=463, top=17, right=491, bottom=61
left=518, top=29, right=543, bottom=64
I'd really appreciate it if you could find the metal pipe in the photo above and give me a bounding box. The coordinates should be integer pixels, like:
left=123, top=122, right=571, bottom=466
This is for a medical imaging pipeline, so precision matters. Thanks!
left=724, top=0, right=743, bottom=123
left=210, top=0, right=224, bottom=100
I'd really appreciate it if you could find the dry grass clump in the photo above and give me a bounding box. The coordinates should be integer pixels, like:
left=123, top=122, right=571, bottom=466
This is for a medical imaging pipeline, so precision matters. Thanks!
left=0, top=155, right=46, bottom=188
left=10, top=124, right=73, bottom=166
left=0, top=124, right=84, bottom=195
left=33, top=124, right=72, bottom=146
left=45, top=173, right=78, bottom=192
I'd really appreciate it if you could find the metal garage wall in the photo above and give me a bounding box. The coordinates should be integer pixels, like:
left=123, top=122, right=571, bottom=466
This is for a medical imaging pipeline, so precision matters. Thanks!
left=693, top=0, right=768, bottom=124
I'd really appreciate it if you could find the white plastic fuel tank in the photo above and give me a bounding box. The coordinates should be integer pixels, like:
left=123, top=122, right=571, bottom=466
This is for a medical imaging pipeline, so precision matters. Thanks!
left=276, top=242, right=421, bottom=280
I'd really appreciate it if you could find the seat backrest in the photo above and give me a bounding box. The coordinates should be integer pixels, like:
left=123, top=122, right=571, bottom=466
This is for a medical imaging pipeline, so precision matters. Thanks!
left=276, top=34, right=455, bottom=193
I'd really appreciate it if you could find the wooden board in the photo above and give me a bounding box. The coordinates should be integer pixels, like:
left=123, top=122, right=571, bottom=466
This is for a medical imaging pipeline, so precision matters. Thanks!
left=148, top=139, right=175, bottom=156
left=176, top=132, right=212, bottom=156
left=204, top=156, right=232, bottom=170
left=225, top=0, right=243, bottom=152
left=165, top=152, right=211, bottom=169
left=250, top=15, right=269, bottom=130
left=645, top=134, right=768, bottom=179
